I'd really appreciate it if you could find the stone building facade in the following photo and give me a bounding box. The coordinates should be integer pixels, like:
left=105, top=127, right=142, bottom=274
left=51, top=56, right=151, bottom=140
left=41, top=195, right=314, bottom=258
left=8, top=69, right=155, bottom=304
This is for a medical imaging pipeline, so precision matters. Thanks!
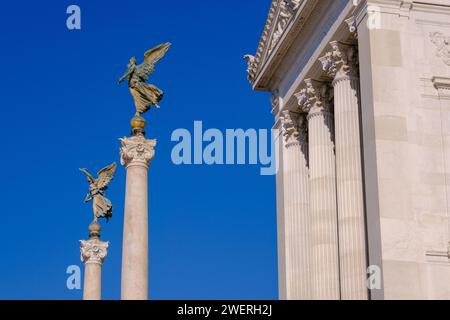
left=246, top=0, right=450, bottom=300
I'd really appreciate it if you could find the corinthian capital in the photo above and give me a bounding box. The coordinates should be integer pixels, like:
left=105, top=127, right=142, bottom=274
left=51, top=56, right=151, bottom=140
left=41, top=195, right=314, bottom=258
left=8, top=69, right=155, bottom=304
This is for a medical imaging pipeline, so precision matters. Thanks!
left=319, top=41, right=358, bottom=80
left=295, top=79, right=333, bottom=115
left=120, top=135, right=157, bottom=168
left=280, top=110, right=307, bottom=146
left=80, top=239, right=109, bottom=265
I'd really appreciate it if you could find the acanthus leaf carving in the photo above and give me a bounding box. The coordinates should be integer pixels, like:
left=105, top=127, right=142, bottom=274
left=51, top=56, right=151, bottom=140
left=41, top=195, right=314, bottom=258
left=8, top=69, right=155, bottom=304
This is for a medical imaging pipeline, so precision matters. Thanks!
left=80, top=239, right=109, bottom=265
left=319, top=41, right=358, bottom=80
left=295, top=78, right=333, bottom=115
left=120, top=135, right=157, bottom=168
left=280, top=110, right=307, bottom=145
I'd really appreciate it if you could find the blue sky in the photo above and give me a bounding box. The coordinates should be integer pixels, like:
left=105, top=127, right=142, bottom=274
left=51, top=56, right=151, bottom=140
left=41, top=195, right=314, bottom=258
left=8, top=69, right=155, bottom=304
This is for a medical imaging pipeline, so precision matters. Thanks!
left=0, top=0, right=277, bottom=299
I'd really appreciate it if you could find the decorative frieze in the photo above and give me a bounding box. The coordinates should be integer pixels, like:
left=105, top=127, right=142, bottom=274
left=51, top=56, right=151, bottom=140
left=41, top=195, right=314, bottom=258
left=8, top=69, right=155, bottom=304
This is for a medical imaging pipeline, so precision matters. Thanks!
left=270, top=0, right=302, bottom=53
left=245, top=0, right=303, bottom=84
left=250, top=0, right=279, bottom=84
left=284, top=0, right=301, bottom=13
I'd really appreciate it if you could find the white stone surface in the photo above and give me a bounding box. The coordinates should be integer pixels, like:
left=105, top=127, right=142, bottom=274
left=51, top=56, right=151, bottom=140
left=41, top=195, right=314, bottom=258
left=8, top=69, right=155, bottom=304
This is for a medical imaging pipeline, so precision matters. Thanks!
left=120, top=135, right=156, bottom=300
left=80, top=238, right=108, bottom=300
left=356, top=0, right=450, bottom=299
left=298, top=79, right=340, bottom=300
left=321, top=41, right=368, bottom=300
left=248, top=0, right=450, bottom=300
left=280, top=110, right=312, bottom=299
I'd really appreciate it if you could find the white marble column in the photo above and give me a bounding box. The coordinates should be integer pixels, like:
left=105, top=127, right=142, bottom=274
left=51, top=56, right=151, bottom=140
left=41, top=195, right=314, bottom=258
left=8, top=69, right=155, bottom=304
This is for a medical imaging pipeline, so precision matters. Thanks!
left=280, top=110, right=312, bottom=300
left=320, top=41, right=368, bottom=300
left=80, top=222, right=109, bottom=300
left=120, top=119, right=156, bottom=300
left=296, top=79, right=340, bottom=300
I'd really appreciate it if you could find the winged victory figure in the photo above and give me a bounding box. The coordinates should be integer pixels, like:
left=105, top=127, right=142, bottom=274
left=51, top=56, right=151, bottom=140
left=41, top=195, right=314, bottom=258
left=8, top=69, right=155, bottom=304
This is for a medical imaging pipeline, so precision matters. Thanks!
left=80, top=163, right=117, bottom=223
left=118, top=43, right=171, bottom=116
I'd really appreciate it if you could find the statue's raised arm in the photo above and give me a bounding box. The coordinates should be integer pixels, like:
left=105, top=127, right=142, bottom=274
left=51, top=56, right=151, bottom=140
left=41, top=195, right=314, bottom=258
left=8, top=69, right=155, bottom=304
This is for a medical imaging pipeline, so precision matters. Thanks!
left=118, top=42, right=171, bottom=117
left=118, top=65, right=135, bottom=84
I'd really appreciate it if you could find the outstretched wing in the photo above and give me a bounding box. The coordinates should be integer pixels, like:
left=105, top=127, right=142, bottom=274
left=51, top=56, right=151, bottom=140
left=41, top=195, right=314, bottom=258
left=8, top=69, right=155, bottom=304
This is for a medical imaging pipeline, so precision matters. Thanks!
left=144, top=42, right=171, bottom=66
left=96, top=162, right=117, bottom=190
left=139, top=42, right=171, bottom=80
left=80, top=168, right=96, bottom=184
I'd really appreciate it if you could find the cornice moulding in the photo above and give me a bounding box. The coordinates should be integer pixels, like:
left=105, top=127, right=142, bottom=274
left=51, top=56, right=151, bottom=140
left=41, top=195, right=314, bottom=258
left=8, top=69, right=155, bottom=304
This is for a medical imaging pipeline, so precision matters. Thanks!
left=433, top=76, right=450, bottom=89
left=251, top=0, right=319, bottom=90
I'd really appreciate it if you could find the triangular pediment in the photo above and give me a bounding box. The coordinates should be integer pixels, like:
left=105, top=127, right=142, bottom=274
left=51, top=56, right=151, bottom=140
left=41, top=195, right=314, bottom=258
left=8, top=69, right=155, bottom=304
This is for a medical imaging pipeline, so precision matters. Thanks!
left=246, top=0, right=303, bottom=84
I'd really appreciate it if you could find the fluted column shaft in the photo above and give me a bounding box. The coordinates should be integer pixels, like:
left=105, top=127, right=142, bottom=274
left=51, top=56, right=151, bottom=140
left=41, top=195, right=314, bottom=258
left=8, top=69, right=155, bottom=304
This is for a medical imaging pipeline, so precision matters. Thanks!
left=297, top=80, right=340, bottom=300
left=321, top=41, right=368, bottom=300
left=280, top=111, right=312, bottom=300
left=120, top=134, right=156, bottom=300
left=308, top=108, right=340, bottom=300
left=334, top=75, right=367, bottom=299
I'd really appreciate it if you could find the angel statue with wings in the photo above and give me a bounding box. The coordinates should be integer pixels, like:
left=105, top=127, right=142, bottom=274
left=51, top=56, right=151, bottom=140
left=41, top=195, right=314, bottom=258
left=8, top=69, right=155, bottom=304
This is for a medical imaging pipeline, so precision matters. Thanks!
left=118, top=43, right=171, bottom=116
left=80, top=163, right=117, bottom=223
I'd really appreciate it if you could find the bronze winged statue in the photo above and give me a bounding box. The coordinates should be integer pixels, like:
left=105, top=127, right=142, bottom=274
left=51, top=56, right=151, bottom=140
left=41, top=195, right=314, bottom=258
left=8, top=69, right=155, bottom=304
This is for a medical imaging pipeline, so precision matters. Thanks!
left=118, top=43, right=171, bottom=116
left=80, top=163, right=117, bottom=223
